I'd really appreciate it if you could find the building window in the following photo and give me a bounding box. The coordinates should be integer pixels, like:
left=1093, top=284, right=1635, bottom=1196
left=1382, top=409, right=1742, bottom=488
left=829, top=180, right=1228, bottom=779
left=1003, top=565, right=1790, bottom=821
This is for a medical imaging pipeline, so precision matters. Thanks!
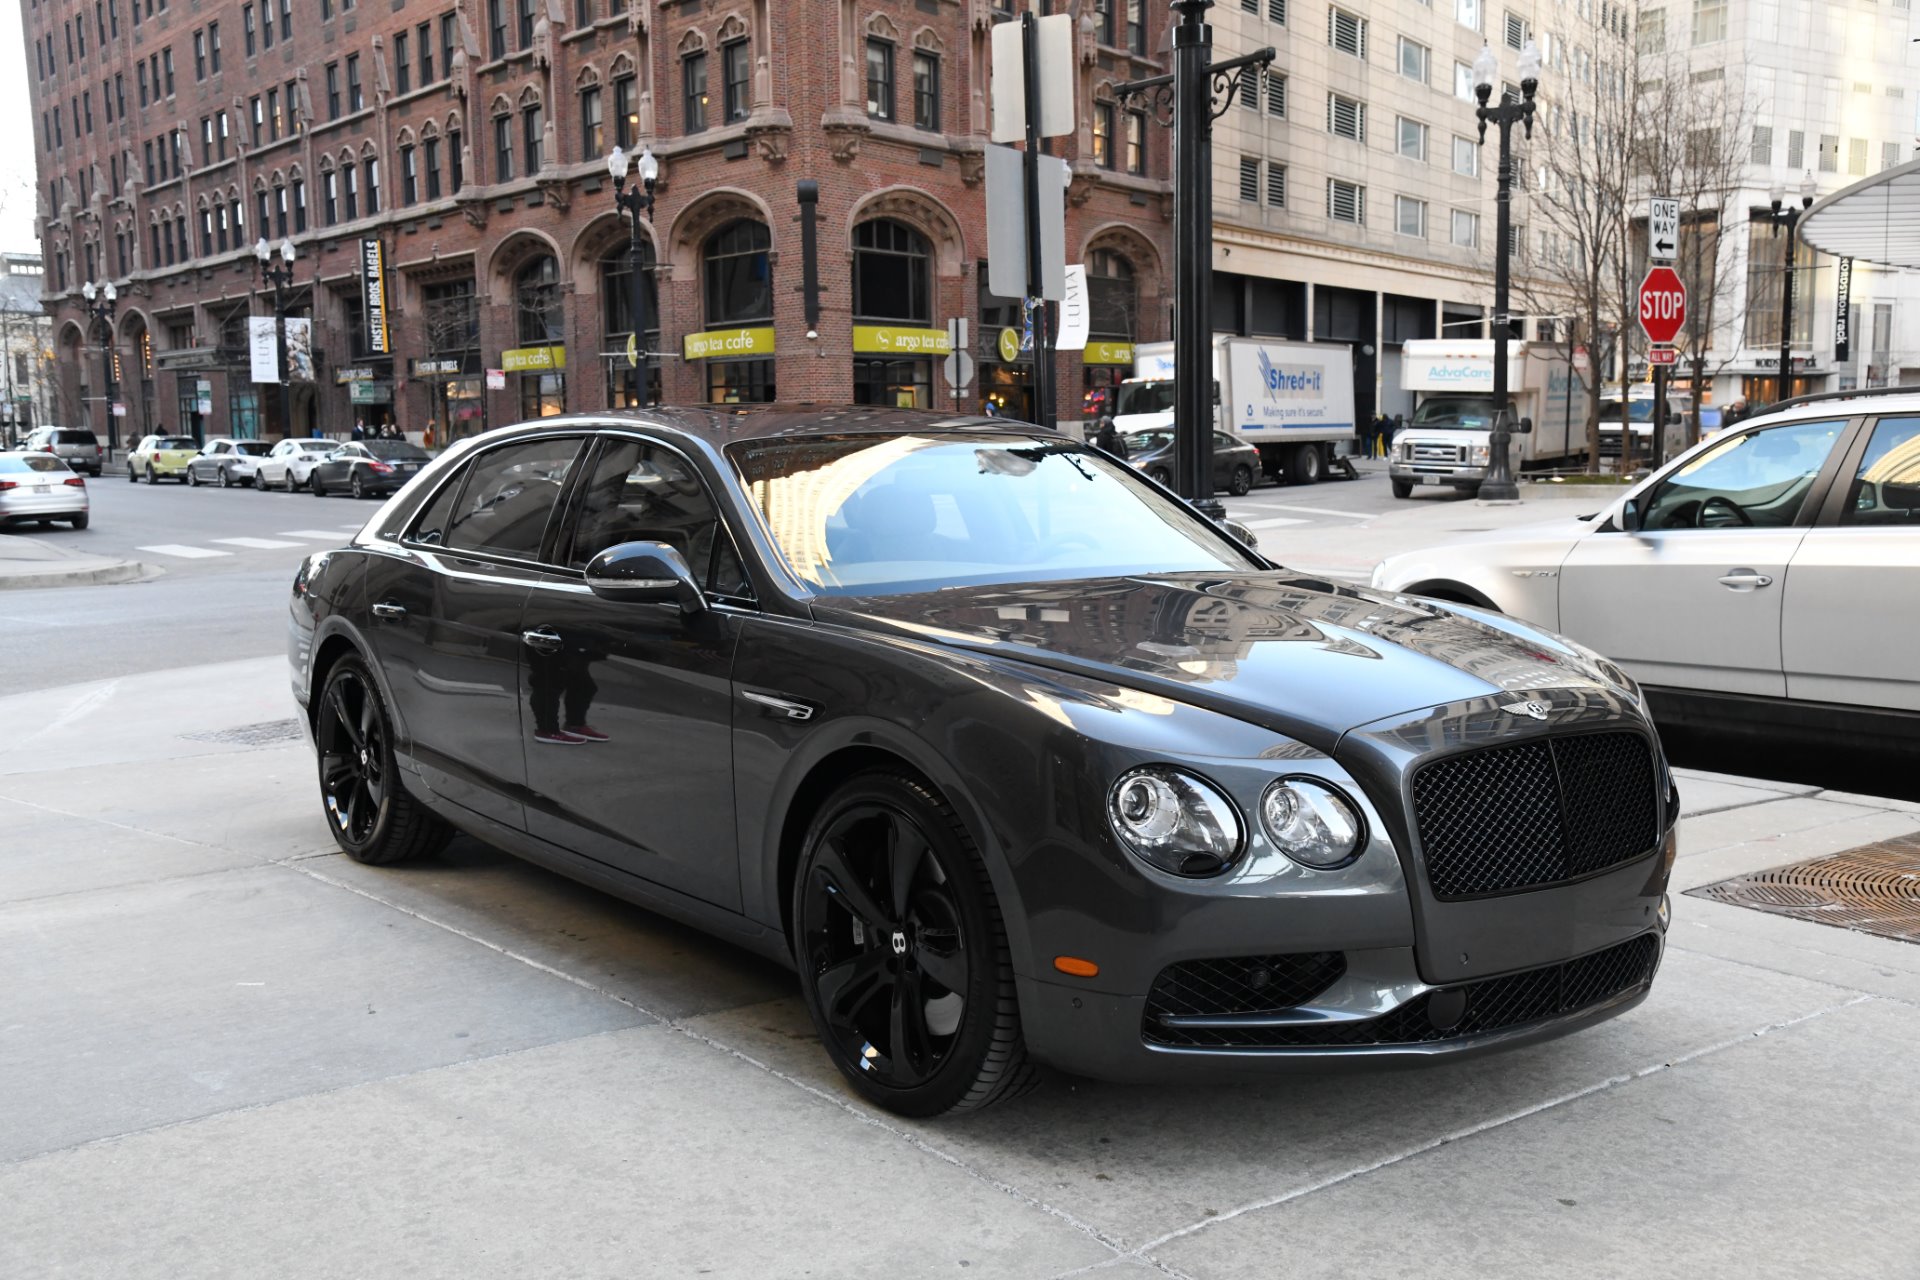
left=244, top=5, right=256, bottom=56
left=395, top=33, right=410, bottom=94
left=577, top=0, right=592, bottom=26
left=1125, top=110, right=1146, bottom=175
left=1328, top=178, right=1364, bottom=224
left=273, top=183, right=288, bottom=236
left=1396, top=195, right=1427, bottom=237
left=1239, top=64, right=1260, bottom=113
left=1456, top=0, right=1482, bottom=30
left=1327, top=7, right=1366, bottom=58
left=210, top=21, right=221, bottom=73
left=866, top=39, right=894, bottom=121
left=326, top=63, right=340, bottom=120
left=1787, top=130, right=1805, bottom=170
left=1751, top=124, right=1772, bottom=166
left=515, top=254, right=566, bottom=417
left=601, top=244, right=660, bottom=407
left=1266, top=70, right=1286, bottom=117
left=494, top=115, right=514, bottom=180
left=279, top=0, right=291, bottom=41
left=292, top=177, right=306, bottom=231
left=723, top=39, right=750, bottom=123
left=1093, top=102, right=1115, bottom=168
left=1328, top=93, right=1365, bottom=143
left=1692, top=0, right=1727, bottom=46
left=1452, top=135, right=1479, bottom=176
left=518, top=0, right=535, bottom=50
left=853, top=219, right=930, bottom=322
left=399, top=147, right=417, bottom=204
left=1238, top=157, right=1259, bottom=202
left=1127, top=0, right=1145, bottom=54
left=418, top=22, right=434, bottom=84
left=450, top=129, right=465, bottom=191
left=1450, top=209, right=1479, bottom=248
left=424, top=137, right=442, bottom=198
left=1818, top=133, right=1838, bottom=173
left=1399, top=37, right=1428, bottom=83
left=1266, top=163, right=1285, bottom=207
left=194, top=29, right=206, bottom=80
left=913, top=52, right=939, bottom=131
left=343, top=164, right=358, bottom=219
left=1093, top=0, right=1114, bottom=45
left=1398, top=117, right=1428, bottom=161
left=683, top=53, right=708, bottom=132
left=581, top=87, right=604, bottom=159
left=1455, top=61, right=1475, bottom=101
left=488, top=0, right=507, bottom=60
left=523, top=103, right=544, bottom=170
left=703, top=221, right=775, bottom=404
left=1743, top=216, right=1815, bottom=347
left=346, top=54, right=362, bottom=113
left=1503, top=10, right=1527, bottom=50
left=364, top=158, right=380, bottom=214
left=614, top=75, right=638, bottom=147
left=1848, top=137, right=1868, bottom=176
left=268, top=88, right=282, bottom=139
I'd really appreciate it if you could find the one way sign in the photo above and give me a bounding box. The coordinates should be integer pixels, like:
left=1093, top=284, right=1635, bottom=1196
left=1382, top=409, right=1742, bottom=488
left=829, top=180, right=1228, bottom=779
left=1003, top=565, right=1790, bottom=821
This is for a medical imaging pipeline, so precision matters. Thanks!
left=1648, top=197, right=1680, bottom=263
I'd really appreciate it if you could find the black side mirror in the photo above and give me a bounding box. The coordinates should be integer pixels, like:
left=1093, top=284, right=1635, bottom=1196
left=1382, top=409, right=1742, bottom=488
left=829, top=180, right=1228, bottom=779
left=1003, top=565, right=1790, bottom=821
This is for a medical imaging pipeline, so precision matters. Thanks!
left=584, top=540, right=705, bottom=611
left=1517, top=416, right=1534, bottom=435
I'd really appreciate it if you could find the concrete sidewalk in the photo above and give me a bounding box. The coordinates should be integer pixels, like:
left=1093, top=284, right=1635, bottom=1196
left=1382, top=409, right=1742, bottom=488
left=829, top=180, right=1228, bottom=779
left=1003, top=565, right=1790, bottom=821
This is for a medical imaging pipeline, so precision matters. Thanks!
left=3, top=656, right=1917, bottom=1278
left=0, top=531, right=147, bottom=589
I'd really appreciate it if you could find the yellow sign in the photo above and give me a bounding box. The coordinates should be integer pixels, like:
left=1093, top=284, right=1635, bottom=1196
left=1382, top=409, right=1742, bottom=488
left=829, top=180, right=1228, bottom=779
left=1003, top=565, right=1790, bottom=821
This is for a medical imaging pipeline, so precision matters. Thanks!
left=502, top=345, right=567, bottom=372
left=852, top=325, right=952, bottom=356
left=683, top=326, right=777, bottom=360
left=626, top=333, right=639, bottom=369
left=997, top=327, right=1022, bottom=363
left=1083, top=340, right=1135, bottom=367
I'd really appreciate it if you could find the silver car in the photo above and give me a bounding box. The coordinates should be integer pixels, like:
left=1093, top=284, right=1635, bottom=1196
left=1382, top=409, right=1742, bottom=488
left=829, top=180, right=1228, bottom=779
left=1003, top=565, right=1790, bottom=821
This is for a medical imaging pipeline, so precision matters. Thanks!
left=186, top=438, right=272, bottom=488
left=1373, top=389, right=1920, bottom=750
left=0, top=451, right=90, bottom=529
left=256, top=438, right=338, bottom=492
left=22, top=427, right=105, bottom=477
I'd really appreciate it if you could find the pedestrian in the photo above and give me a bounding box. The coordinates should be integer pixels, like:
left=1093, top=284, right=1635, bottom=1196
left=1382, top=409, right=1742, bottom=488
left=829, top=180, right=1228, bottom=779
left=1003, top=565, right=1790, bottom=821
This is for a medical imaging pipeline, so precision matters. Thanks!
left=1095, top=414, right=1128, bottom=459
left=351, top=420, right=364, bottom=441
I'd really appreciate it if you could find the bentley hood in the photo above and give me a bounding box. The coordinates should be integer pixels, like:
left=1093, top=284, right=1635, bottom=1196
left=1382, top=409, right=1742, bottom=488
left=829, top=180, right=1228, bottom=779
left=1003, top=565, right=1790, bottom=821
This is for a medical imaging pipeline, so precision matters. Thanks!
left=818, top=572, right=1635, bottom=751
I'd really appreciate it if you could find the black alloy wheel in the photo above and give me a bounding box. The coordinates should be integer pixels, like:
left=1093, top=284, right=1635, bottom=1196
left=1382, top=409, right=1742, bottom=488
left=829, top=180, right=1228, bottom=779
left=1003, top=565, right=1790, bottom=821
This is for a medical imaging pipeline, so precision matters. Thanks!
left=794, top=772, right=1035, bottom=1116
left=315, top=656, right=452, bottom=864
left=1229, top=464, right=1254, bottom=496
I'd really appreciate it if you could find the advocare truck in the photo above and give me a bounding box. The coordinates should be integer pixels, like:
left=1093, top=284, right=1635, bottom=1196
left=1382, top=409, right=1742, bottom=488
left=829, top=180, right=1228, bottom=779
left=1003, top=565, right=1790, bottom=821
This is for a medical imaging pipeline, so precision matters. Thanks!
left=1112, top=338, right=1358, bottom=485
left=1388, top=340, right=1587, bottom=498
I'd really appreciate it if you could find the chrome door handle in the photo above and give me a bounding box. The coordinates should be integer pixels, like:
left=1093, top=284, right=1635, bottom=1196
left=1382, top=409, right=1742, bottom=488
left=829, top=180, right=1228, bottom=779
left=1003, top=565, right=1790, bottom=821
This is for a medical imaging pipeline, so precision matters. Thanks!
left=521, top=627, right=564, bottom=654
left=1717, top=570, right=1775, bottom=591
left=371, top=601, right=408, bottom=620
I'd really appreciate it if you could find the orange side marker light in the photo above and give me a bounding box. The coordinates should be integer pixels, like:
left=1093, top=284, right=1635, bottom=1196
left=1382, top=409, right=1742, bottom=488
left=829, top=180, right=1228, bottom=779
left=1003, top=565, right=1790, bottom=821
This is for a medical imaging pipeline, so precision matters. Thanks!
left=1053, top=956, right=1100, bottom=978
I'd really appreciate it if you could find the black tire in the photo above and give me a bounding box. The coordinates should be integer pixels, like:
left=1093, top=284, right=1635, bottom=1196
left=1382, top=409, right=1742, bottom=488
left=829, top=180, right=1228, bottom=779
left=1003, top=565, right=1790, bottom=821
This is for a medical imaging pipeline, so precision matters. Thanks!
left=351, top=471, right=367, bottom=500
left=793, top=770, right=1036, bottom=1117
left=283, top=469, right=298, bottom=493
left=145, top=464, right=157, bottom=484
left=127, top=466, right=138, bottom=483
left=1148, top=466, right=1172, bottom=487
left=218, top=466, right=232, bottom=488
left=1228, top=464, right=1254, bottom=496
left=187, top=466, right=202, bottom=487
left=1287, top=442, right=1325, bottom=486
left=1391, top=479, right=1414, bottom=499
left=70, top=513, right=89, bottom=530
left=314, top=655, right=453, bottom=864
left=312, top=472, right=327, bottom=497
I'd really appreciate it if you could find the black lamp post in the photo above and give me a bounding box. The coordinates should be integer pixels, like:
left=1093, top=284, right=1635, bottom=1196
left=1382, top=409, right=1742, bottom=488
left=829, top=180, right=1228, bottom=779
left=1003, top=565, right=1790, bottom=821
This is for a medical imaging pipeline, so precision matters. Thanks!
left=1471, top=39, right=1541, bottom=503
left=608, top=145, right=659, bottom=408
left=255, top=237, right=300, bottom=438
left=80, top=280, right=119, bottom=458
left=1117, top=0, right=1272, bottom=521
left=1765, top=172, right=1817, bottom=406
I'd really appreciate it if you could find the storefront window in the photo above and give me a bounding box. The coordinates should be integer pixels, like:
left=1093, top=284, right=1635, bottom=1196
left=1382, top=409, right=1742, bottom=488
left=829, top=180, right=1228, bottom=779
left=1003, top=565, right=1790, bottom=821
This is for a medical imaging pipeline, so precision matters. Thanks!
left=602, top=244, right=661, bottom=407
left=1083, top=249, right=1137, bottom=418
left=977, top=258, right=1030, bottom=421
left=702, top=220, right=774, bottom=403
left=515, top=253, right=566, bottom=416
left=854, top=358, right=932, bottom=409
left=853, top=219, right=934, bottom=408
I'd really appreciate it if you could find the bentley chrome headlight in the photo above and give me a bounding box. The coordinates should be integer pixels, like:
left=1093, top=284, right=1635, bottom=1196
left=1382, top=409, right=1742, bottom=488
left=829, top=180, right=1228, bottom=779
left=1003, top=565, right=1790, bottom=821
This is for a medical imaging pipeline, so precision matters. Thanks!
left=1108, top=766, right=1244, bottom=877
left=1261, top=779, right=1365, bottom=869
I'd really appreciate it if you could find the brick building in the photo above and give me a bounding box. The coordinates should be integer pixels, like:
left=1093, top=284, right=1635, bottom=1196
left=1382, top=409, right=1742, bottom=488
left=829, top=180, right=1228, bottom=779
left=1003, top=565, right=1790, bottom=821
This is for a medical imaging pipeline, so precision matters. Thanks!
left=27, top=0, right=1177, bottom=450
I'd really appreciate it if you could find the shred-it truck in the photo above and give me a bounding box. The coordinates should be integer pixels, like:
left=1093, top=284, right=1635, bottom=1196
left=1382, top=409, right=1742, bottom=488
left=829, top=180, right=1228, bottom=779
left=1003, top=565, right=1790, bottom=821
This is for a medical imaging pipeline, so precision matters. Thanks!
left=1112, top=338, right=1358, bottom=485
left=1388, top=340, right=1587, bottom=498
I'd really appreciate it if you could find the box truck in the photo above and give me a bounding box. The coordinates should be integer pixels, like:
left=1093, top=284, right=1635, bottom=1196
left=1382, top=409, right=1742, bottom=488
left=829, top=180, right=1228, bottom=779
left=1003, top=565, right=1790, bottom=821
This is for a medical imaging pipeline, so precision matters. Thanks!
left=1389, top=340, right=1587, bottom=497
left=1111, top=338, right=1358, bottom=485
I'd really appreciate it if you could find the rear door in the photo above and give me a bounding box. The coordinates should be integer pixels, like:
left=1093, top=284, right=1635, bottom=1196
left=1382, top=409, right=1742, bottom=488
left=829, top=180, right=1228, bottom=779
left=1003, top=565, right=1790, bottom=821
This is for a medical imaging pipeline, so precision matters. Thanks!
left=1559, top=417, right=1851, bottom=695
left=366, top=433, right=589, bottom=830
left=519, top=433, right=748, bottom=908
left=1782, top=414, right=1920, bottom=711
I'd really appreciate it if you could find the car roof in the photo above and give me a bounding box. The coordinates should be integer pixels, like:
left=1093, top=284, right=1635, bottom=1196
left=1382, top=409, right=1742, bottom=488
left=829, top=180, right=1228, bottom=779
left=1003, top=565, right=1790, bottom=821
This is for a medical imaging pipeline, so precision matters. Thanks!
left=452, top=404, right=1059, bottom=454
left=1744, top=391, right=1920, bottom=430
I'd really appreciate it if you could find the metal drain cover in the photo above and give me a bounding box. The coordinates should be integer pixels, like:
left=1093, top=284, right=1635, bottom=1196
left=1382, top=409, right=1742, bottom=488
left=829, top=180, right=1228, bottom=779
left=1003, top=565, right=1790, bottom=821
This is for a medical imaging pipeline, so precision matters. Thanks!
left=181, top=718, right=305, bottom=747
left=1686, top=833, right=1920, bottom=944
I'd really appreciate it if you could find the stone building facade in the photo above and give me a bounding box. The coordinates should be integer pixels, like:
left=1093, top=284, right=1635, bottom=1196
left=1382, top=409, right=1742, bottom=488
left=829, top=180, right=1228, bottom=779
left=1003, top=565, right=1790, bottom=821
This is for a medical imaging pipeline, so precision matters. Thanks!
left=28, top=0, right=1177, bottom=448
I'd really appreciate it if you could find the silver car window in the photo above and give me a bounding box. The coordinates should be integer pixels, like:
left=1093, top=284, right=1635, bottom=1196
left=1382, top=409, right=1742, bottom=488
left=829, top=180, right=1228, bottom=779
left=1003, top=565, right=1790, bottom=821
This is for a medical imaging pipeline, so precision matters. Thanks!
left=1641, top=419, right=1846, bottom=531
left=1843, top=417, right=1920, bottom=527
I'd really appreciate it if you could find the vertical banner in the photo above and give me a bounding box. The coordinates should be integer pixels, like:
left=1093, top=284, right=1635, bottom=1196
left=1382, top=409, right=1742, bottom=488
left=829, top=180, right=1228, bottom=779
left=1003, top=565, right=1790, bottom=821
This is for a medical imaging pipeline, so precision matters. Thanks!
left=249, top=316, right=280, bottom=383
left=1833, top=257, right=1853, bottom=364
left=284, top=318, right=316, bottom=382
left=360, top=237, right=391, bottom=356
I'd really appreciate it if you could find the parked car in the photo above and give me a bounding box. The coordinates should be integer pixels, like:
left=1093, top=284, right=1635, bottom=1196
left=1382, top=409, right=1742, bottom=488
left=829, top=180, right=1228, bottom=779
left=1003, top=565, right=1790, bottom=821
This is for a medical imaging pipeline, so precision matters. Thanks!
left=310, top=439, right=432, bottom=499
left=1373, top=387, right=1920, bottom=756
left=1121, top=427, right=1261, bottom=496
left=257, top=438, right=340, bottom=492
left=0, top=451, right=89, bottom=528
left=186, top=438, right=273, bottom=487
left=291, top=407, right=1675, bottom=1117
left=23, top=426, right=105, bottom=477
left=127, top=435, right=202, bottom=484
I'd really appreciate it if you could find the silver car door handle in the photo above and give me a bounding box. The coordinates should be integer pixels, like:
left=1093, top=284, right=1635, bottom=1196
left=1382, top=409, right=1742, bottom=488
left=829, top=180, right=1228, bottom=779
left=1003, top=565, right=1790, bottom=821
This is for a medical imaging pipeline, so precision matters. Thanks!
left=371, top=601, right=408, bottom=620
left=741, top=690, right=816, bottom=722
left=521, top=627, right=564, bottom=654
left=1717, top=570, right=1775, bottom=591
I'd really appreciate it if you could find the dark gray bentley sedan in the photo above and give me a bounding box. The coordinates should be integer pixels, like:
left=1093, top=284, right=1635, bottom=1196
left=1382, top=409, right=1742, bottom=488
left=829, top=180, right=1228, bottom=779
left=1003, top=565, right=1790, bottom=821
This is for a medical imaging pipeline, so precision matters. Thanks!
left=290, top=406, right=1676, bottom=1116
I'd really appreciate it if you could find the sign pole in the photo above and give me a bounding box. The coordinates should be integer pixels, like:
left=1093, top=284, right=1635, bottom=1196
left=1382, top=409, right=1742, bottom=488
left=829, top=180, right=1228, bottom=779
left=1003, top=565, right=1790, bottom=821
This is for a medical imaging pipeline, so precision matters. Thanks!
left=1019, top=12, right=1055, bottom=432
left=1651, top=362, right=1667, bottom=471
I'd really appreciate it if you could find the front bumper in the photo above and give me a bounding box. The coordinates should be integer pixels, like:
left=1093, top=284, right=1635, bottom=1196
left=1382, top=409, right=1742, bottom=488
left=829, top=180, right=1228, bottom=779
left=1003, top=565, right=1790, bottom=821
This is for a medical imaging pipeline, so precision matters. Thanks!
left=1390, top=462, right=1489, bottom=486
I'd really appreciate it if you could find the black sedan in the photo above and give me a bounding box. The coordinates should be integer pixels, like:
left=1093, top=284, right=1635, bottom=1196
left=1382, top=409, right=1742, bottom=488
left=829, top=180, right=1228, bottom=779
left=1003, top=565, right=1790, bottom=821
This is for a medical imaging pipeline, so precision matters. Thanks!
left=1121, top=427, right=1261, bottom=496
left=311, top=440, right=433, bottom=498
left=289, top=407, right=1675, bottom=1116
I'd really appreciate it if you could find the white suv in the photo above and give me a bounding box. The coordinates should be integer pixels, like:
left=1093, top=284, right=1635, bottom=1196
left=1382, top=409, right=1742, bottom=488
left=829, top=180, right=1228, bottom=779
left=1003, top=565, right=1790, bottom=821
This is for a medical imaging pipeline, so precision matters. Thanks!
left=1373, top=389, right=1920, bottom=750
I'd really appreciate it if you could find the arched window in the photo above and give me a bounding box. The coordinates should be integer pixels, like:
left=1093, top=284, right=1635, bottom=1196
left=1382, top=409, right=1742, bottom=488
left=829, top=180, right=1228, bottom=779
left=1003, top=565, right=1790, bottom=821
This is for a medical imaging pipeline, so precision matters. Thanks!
left=1082, top=249, right=1138, bottom=415
left=700, top=220, right=773, bottom=404
left=853, top=219, right=930, bottom=323
left=602, top=241, right=659, bottom=407
left=514, top=253, right=566, bottom=416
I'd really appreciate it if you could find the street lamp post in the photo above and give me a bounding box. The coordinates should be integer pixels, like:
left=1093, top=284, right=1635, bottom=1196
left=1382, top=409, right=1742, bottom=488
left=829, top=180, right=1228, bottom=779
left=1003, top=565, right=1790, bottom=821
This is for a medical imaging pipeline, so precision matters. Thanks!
left=79, top=281, right=119, bottom=458
left=1472, top=39, right=1542, bottom=503
left=255, top=238, right=299, bottom=438
left=608, top=145, right=659, bottom=408
left=1117, top=1, right=1272, bottom=521
left=1765, top=172, right=1817, bottom=407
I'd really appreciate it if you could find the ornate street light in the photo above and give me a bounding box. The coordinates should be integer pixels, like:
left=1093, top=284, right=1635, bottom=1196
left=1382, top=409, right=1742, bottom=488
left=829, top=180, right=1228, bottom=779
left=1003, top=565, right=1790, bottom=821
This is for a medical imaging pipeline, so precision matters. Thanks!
left=1765, top=171, right=1818, bottom=406
left=608, top=145, right=659, bottom=408
left=1472, top=38, right=1542, bottom=502
left=256, top=237, right=300, bottom=438
left=80, top=280, right=120, bottom=457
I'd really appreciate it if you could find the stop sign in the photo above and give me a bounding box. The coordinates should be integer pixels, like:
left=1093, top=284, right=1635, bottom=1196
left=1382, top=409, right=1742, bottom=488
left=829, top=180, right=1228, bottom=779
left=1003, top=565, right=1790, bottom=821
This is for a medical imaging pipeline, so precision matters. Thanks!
left=1638, top=266, right=1687, bottom=346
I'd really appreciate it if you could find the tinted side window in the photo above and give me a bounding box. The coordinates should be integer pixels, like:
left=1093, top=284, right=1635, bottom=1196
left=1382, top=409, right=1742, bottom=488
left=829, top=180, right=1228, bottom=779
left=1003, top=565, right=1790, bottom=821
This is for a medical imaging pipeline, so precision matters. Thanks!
left=409, top=470, right=464, bottom=546
left=565, top=438, right=723, bottom=575
left=1642, top=420, right=1845, bottom=530
left=1843, top=416, right=1920, bottom=527
left=443, top=438, right=585, bottom=559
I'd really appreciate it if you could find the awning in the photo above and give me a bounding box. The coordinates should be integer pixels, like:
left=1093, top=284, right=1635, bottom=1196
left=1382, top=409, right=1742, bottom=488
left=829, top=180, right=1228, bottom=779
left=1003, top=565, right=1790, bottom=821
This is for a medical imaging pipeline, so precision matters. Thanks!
left=1799, top=158, right=1920, bottom=269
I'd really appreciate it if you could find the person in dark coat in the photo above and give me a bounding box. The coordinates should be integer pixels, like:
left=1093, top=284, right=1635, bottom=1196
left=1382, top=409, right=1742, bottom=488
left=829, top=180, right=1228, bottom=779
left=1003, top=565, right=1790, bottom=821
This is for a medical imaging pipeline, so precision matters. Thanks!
left=1095, top=415, right=1129, bottom=459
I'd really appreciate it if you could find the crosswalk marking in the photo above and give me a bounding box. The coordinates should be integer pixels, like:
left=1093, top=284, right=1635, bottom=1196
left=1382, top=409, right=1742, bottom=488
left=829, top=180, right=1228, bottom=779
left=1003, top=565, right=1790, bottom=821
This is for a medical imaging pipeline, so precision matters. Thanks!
left=213, top=537, right=303, bottom=550
left=1242, top=517, right=1308, bottom=529
left=1238, top=502, right=1372, bottom=519
left=137, top=543, right=231, bottom=560
left=279, top=529, right=353, bottom=540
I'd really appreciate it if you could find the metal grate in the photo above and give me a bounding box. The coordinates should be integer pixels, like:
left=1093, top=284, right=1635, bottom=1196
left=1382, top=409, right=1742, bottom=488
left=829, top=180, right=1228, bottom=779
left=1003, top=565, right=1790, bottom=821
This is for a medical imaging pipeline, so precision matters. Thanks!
left=1412, top=732, right=1659, bottom=899
left=1144, top=935, right=1659, bottom=1049
left=1687, top=834, right=1920, bottom=944
left=1146, top=952, right=1347, bottom=1021
left=180, top=718, right=304, bottom=747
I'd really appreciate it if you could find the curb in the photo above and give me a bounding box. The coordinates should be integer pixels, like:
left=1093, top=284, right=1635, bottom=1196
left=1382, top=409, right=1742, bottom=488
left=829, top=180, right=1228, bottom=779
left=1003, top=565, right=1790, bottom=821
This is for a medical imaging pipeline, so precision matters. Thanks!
left=0, top=558, right=153, bottom=590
